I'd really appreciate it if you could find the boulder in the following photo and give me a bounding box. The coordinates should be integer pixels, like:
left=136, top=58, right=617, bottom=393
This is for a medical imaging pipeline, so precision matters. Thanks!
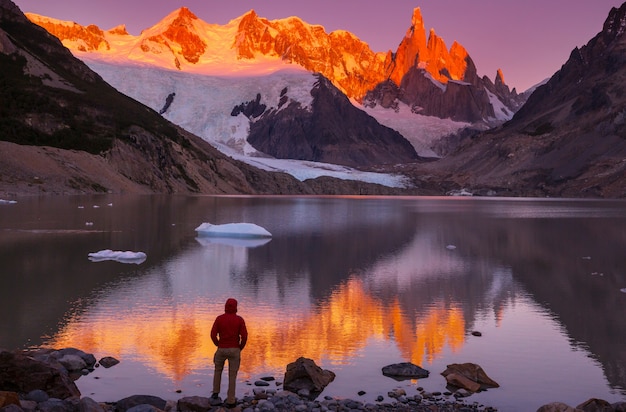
left=576, top=398, right=614, bottom=412
left=381, top=362, right=430, bottom=380
left=536, top=402, right=582, bottom=412
left=440, top=363, right=499, bottom=392
left=441, top=372, right=480, bottom=392
left=99, top=356, right=120, bottom=368
left=283, top=357, right=335, bottom=398
left=80, top=397, right=107, bottom=412
left=0, top=350, right=80, bottom=399
left=114, top=395, right=167, bottom=412
left=177, top=396, right=212, bottom=412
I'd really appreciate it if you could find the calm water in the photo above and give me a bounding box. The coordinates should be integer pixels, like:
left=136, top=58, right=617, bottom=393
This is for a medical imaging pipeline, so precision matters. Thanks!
left=1, top=195, right=625, bottom=411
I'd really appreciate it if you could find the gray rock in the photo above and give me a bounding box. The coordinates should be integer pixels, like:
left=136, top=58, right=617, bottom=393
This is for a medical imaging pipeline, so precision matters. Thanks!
left=0, top=405, right=23, bottom=412
left=98, top=357, right=120, bottom=368
left=176, top=396, right=211, bottom=412
left=25, top=390, right=48, bottom=403
left=36, top=399, right=68, bottom=412
left=57, top=355, right=87, bottom=373
left=576, top=398, right=613, bottom=412
left=79, top=397, right=106, bottom=412
left=126, top=405, right=162, bottom=412
left=381, top=362, right=429, bottom=380
left=115, top=395, right=166, bottom=412
left=536, top=402, right=581, bottom=412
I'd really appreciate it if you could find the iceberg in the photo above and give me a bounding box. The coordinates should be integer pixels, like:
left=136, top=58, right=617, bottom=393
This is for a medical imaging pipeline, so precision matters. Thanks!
left=88, top=249, right=147, bottom=264
left=0, top=199, right=17, bottom=204
left=195, top=236, right=271, bottom=248
left=195, top=222, right=272, bottom=238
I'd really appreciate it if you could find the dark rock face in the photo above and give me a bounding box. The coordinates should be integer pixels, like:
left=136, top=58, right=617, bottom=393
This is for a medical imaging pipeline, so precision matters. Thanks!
left=244, top=75, right=420, bottom=168
left=0, top=350, right=81, bottom=400
left=364, top=66, right=519, bottom=123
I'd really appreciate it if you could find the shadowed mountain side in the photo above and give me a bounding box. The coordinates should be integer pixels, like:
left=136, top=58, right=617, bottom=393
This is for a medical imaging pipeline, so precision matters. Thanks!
left=408, top=3, right=626, bottom=198
left=243, top=75, right=421, bottom=168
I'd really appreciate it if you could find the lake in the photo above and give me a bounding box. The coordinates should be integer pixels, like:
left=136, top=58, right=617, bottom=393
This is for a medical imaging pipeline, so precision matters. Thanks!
left=1, top=194, right=625, bottom=411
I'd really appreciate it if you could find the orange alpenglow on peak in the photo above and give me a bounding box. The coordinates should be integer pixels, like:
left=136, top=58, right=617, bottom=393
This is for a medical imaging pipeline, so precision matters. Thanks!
left=385, top=6, right=478, bottom=86
left=176, top=7, right=198, bottom=20
left=496, top=68, right=506, bottom=85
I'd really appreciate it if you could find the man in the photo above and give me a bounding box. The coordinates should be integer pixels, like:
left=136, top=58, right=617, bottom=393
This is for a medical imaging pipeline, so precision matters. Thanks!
left=211, top=298, right=248, bottom=408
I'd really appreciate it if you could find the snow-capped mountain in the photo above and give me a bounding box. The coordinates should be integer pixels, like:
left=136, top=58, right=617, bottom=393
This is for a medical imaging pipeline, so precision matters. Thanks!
left=26, top=7, right=521, bottom=124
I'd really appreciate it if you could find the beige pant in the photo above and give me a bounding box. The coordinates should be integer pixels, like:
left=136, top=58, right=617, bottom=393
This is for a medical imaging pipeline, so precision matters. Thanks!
left=212, top=347, right=241, bottom=404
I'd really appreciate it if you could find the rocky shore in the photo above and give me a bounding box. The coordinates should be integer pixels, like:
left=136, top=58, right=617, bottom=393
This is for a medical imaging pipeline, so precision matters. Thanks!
left=1, top=348, right=625, bottom=412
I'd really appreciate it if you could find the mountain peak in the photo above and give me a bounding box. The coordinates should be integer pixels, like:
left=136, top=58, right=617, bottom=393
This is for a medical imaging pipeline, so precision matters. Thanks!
left=496, top=68, right=505, bottom=85
left=602, top=3, right=626, bottom=40
left=411, top=7, right=424, bottom=28
left=170, top=6, right=198, bottom=22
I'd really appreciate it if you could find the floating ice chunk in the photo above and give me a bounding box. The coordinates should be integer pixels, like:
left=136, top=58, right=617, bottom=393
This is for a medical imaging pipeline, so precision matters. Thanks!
left=446, top=245, right=457, bottom=250
left=621, top=288, right=626, bottom=293
left=0, top=199, right=17, bottom=204
left=195, top=222, right=272, bottom=238
left=196, top=236, right=271, bottom=248
left=88, top=249, right=147, bottom=264
left=78, top=205, right=85, bottom=209
left=107, top=203, right=113, bottom=207
left=85, top=222, right=94, bottom=226
left=93, top=205, right=100, bottom=208
left=582, top=256, right=591, bottom=260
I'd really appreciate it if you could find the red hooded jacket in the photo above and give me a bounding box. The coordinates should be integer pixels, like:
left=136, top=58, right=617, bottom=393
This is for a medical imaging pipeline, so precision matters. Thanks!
left=211, top=298, right=248, bottom=350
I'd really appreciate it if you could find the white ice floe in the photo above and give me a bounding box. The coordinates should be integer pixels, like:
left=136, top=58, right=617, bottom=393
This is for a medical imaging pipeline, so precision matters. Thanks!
left=88, top=249, right=147, bottom=264
left=195, top=236, right=271, bottom=248
left=446, top=245, right=457, bottom=250
left=621, top=288, right=626, bottom=293
left=0, top=199, right=17, bottom=204
left=195, top=222, right=272, bottom=238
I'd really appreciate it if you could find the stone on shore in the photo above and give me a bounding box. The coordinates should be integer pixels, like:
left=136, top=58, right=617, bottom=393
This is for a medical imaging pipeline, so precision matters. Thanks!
left=115, top=395, right=167, bottom=412
left=177, top=395, right=212, bottom=412
left=99, top=356, right=121, bottom=368
left=381, top=362, right=430, bottom=380
left=283, top=357, right=335, bottom=398
left=536, top=402, right=582, bottom=412
left=441, top=363, right=499, bottom=392
left=0, top=350, right=80, bottom=399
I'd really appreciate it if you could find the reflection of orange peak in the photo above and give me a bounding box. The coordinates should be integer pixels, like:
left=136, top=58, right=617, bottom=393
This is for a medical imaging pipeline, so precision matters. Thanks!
left=50, top=278, right=466, bottom=382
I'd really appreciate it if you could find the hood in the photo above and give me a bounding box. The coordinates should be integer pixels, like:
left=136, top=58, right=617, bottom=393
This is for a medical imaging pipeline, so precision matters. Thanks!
left=225, top=298, right=238, bottom=314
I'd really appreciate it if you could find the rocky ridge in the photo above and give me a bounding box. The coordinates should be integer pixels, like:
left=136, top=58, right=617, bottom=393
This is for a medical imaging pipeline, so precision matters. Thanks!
left=415, top=2, right=626, bottom=198
left=25, top=7, right=521, bottom=123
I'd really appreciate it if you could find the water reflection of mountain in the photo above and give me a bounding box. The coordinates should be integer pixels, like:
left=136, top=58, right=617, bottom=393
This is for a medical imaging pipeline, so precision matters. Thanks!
left=436, top=214, right=626, bottom=394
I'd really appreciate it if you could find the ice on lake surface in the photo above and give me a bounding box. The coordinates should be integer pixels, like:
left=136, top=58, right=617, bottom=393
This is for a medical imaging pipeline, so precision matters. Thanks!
left=1, top=195, right=625, bottom=412
left=195, top=222, right=272, bottom=238
left=88, top=249, right=147, bottom=264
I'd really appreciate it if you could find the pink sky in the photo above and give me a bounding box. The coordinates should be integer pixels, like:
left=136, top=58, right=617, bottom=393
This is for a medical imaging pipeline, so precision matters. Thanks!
left=12, top=0, right=624, bottom=92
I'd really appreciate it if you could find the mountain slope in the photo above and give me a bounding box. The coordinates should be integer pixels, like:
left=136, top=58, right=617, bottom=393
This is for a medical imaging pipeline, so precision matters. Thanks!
left=418, top=2, right=626, bottom=198
left=26, top=7, right=522, bottom=124
left=0, top=0, right=317, bottom=196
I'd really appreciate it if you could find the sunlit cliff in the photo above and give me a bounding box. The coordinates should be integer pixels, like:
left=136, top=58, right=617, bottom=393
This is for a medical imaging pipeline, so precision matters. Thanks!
left=25, top=7, right=508, bottom=103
